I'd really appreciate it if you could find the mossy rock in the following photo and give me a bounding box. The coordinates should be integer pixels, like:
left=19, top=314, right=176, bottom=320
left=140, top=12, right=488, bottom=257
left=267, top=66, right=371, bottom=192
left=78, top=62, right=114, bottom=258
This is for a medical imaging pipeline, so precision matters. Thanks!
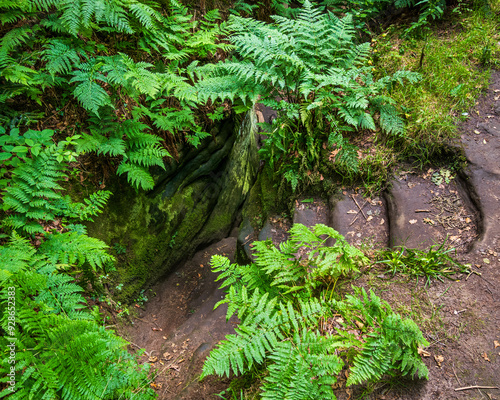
left=86, top=113, right=259, bottom=302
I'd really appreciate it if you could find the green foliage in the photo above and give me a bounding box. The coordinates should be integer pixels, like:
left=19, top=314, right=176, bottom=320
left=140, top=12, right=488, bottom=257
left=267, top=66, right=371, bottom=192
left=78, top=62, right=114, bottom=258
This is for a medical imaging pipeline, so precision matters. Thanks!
left=374, top=10, right=497, bottom=156
left=376, top=240, right=470, bottom=286
left=0, top=130, right=155, bottom=399
left=324, top=0, right=446, bottom=35
left=202, top=224, right=429, bottom=398
left=0, top=0, right=233, bottom=189
left=197, top=1, right=419, bottom=191
left=0, top=234, right=155, bottom=400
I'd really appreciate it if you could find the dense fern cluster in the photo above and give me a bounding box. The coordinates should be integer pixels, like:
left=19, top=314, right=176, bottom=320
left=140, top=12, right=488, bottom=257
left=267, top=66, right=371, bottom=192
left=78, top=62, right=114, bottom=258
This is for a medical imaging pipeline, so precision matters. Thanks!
left=197, top=1, right=420, bottom=190
left=0, top=234, right=155, bottom=400
left=0, top=0, right=232, bottom=189
left=202, top=224, right=429, bottom=398
left=0, top=131, right=155, bottom=399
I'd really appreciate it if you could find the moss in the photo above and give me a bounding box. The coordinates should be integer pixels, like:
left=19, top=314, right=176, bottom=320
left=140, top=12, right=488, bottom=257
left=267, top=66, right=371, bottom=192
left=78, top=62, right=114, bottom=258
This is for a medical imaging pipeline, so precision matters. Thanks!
left=85, top=111, right=259, bottom=303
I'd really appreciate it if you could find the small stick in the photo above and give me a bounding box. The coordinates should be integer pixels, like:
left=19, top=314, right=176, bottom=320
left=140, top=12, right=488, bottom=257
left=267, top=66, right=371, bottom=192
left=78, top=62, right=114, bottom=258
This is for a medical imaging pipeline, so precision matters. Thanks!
left=129, top=342, right=151, bottom=357
left=415, top=209, right=431, bottom=213
left=451, top=363, right=461, bottom=385
left=351, top=195, right=368, bottom=220
left=454, top=386, right=499, bottom=392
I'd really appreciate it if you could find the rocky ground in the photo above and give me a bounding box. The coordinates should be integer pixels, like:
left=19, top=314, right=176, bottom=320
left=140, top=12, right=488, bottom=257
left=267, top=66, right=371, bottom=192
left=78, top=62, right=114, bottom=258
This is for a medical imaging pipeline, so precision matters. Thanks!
left=120, top=71, right=500, bottom=400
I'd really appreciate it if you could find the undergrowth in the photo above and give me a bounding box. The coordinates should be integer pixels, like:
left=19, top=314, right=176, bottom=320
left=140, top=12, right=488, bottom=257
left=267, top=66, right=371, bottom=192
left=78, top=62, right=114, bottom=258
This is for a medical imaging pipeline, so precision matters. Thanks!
left=374, top=6, right=499, bottom=158
left=202, top=224, right=429, bottom=399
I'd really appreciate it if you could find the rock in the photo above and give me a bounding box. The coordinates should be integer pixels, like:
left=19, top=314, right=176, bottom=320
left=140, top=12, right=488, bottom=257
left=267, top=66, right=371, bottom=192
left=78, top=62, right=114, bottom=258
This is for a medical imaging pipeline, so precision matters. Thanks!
left=329, top=191, right=389, bottom=248
left=462, top=121, right=500, bottom=250
left=86, top=111, right=259, bottom=301
left=292, top=198, right=329, bottom=228
left=385, top=177, right=444, bottom=249
left=236, top=217, right=257, bottom=264
left=258, top=219, right=273, bottom=241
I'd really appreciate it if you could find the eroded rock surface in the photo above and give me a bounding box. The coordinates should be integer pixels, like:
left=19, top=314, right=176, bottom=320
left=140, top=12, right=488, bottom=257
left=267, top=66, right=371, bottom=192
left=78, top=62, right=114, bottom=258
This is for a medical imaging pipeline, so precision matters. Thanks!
left=87, top=111, right=259, bottom=300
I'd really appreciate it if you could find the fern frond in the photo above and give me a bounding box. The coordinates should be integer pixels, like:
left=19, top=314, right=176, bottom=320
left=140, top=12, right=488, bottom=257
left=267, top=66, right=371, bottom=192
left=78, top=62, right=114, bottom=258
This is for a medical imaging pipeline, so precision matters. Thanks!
left=116, top=162, right=154, bottom=190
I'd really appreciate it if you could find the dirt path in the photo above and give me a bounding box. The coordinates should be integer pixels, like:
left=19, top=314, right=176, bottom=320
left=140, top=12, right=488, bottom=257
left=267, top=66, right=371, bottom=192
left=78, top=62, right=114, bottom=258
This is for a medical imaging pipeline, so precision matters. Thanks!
left=123, top=71, right=500, bottom=400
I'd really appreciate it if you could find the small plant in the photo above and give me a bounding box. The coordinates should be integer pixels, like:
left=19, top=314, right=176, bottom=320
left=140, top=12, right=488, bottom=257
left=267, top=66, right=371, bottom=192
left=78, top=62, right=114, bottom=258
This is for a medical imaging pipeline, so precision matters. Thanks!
left=135, top=289, right=150, bottom=306
left=113, top=242, right=127, bottom=255
left=376, top=240, right=470, bottom=286
left=431, top=168, right=453, bottom=185
left=201, top=224, right=429, bottom=398
left=169, top=231, right=178, bottom=249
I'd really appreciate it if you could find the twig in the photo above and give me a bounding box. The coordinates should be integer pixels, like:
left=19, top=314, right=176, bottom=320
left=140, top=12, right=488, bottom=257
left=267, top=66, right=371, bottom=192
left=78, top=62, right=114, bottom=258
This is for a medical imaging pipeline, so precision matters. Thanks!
left=134, top=316, right=160, bottom=328
left=129, top=342, right=151, bottom=357
left=451, top=362, right=461, bottom=385
left=415, top=209, right=431, bottom=213
left=454, top=386, right=499, bottom=392
left=351, top=195, right=367, bottom=220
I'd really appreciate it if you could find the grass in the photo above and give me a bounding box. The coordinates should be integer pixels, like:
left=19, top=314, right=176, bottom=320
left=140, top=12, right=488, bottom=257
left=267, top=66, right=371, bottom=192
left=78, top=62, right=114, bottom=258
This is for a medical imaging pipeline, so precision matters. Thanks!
left=374, top=6, right=500, bottom=150
left=375, top=240, right=470, bottom=286
left=323, top=5, right=500, bottom=193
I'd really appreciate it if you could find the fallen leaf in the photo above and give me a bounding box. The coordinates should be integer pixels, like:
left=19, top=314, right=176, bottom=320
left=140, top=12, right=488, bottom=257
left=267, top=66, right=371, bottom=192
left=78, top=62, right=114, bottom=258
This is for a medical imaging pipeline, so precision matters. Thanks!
left=423, top=218, right=435, bottom=225
left=483, top=139, right=487, bottom=144
left=483, top=258, right=490, bottom=264
left=380, top=219, right=385, bottom=225
left=335, top=317, right=344, bottom=324
left=494, top=340, right=500, bottom=348
left=409, top=219, right=417, bottom=224
left=474, top=130, right=481, bottom=134
left=449, top=235, right=459, bottom=242
left=465, top=217, right=471, bottom=223
left=162, top=336, right=167, bottom=340
left=475, top=264, right=482, bottom=268
left=434, top=355, right=444, bottom=367
left=418, top=348, right=431, bottom=357
left=347, top=210, right=357, bottom=214
left=355, top=321, right=364, bottom=329
left=152, top=327, right=163, bottom=331
left=367, top=215, right=373, bottom=222
left=148, top=356, right=158, bottom=363
left=482, top=352, right=491, bottom=362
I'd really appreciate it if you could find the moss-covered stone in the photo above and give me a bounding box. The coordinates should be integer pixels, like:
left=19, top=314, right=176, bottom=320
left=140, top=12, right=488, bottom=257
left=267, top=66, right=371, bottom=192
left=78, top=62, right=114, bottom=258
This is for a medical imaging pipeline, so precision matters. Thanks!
left=86, top=113, right=259, bottom=302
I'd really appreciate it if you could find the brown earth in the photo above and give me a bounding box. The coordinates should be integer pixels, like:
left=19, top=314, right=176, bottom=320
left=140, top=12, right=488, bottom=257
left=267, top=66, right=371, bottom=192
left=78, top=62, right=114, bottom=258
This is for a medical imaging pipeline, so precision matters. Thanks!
left=120, top=71, right=500, bottom=400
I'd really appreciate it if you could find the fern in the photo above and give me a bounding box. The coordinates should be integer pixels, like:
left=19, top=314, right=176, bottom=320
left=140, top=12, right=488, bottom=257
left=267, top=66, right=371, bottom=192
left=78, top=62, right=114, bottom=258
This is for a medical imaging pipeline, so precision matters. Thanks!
left=70, top=60, right=111, bottom=116
left=196, top=1, right=420, bottom=191
left=0, top=233, right=155, bottom=400
left=202, top=224, right=430, bottom=398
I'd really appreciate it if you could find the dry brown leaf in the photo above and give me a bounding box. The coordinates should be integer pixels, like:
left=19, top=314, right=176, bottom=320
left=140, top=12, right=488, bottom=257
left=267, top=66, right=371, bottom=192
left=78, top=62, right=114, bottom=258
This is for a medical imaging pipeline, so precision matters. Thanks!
left=474, top=130, right=481, bottom=134
left=367, top=215, right=373, bottom=222
left=409, top=219, right=417, bottom=224
left=379, top=219, right=385, bottom=225
left=482, top=352, right=491, bottom=362
left=418, top=348, right=431, bottom=357
left=434, top=355, right=444, bottom=367
left=494, top=340, right=500, bottom=349
left=423, top=218, right=435, bottom=225
left=354, top=321, right=364, bottom=329
left=148, top=356, right=158, bottom=363
left=347, top=210, right=358, bottom=214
